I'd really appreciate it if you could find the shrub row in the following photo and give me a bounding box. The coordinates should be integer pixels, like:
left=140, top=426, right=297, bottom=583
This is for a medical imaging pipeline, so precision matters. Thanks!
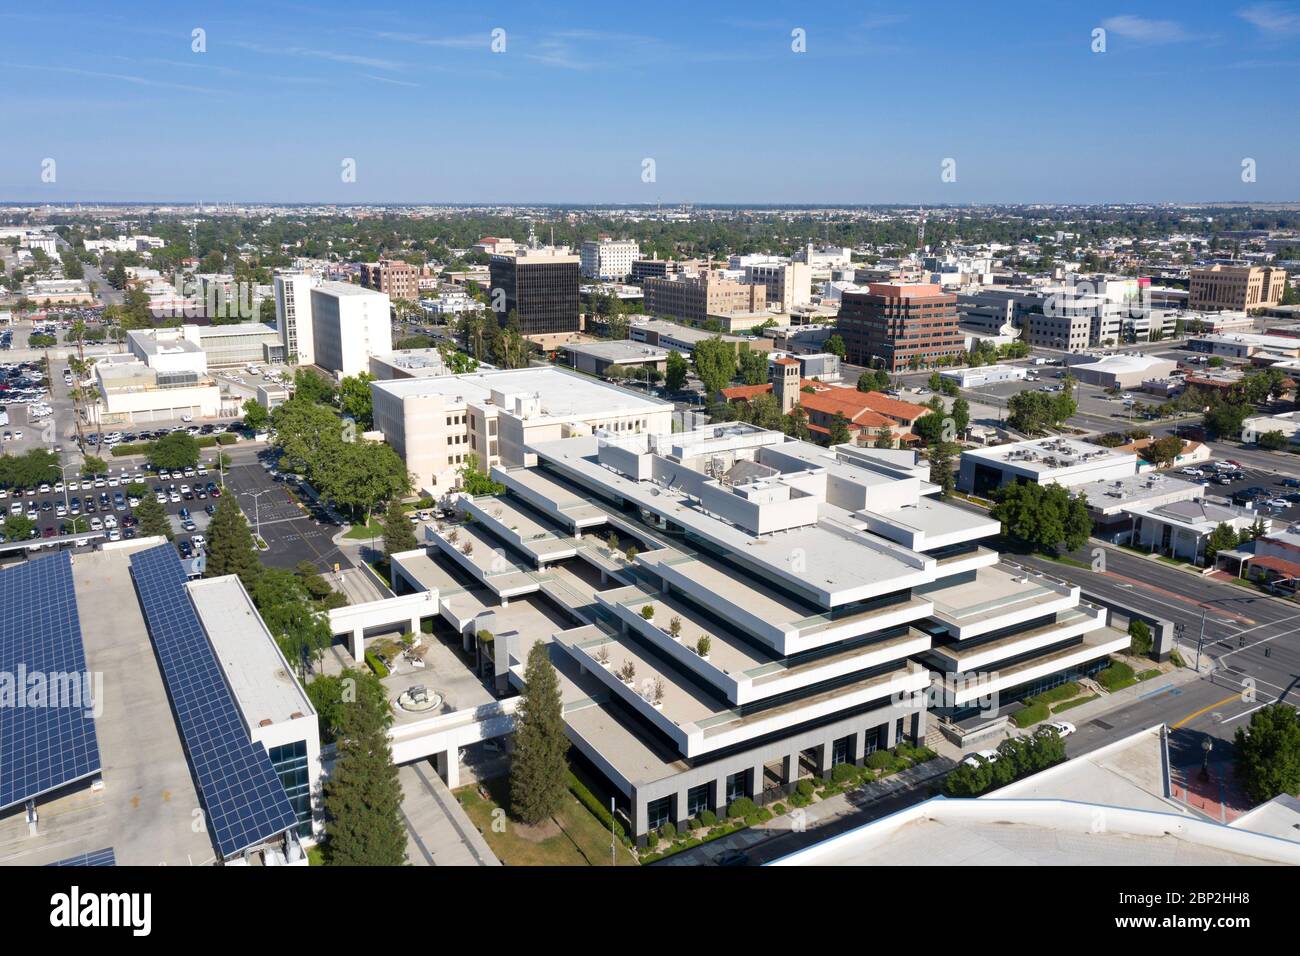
left=567, top=771, right=628, bottom=843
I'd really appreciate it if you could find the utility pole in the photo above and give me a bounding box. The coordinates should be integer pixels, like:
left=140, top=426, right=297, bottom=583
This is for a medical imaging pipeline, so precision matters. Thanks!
left=1195, top=608, right=1208, bottom=676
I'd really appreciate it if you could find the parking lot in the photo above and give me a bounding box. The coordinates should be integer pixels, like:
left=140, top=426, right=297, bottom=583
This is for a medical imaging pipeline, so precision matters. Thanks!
left=222, top=454, right=347, bottom=572
left=1185, top=457, right=1300, bottom=525
left=0, top=462, right=226, bottom=559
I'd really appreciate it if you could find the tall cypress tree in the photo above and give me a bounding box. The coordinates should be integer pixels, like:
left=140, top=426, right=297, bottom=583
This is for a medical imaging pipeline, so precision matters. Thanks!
left=323, top=684, right=407, bottom=865
left=382, top=498, right=418, bottom=554
left=134, top=494, right=173, bottom=541
left=204, top=495, right=260, bottom=588
left=510, top=641, right=568, bottom=825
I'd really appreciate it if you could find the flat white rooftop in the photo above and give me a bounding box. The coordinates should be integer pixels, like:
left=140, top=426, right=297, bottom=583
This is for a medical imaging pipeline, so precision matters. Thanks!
left=771, top=727, right=1300, bottom=866
left=188, top=575, right=315, bottom=733
left=533, top=435, right=934, bottom=607
left=372, top=366, right=670, bottom=419
left=963, top=436, right=1136, bottom=475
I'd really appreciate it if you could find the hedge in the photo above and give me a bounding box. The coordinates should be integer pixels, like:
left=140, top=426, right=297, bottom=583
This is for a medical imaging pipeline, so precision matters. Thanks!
left=1097, top=659, right=1137, bottom=692
left=726, top=797, right=756, bottom=819
left=109, top=432, right=239, bottom=458
left=1012, top=700, right=1050, bottom=727
left=364, top=651, right=389, bottom=677
left=567, top=771, right=628, bottom=842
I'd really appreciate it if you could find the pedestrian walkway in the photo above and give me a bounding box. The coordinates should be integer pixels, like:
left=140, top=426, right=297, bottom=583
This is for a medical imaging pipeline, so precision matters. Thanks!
left=1169, top=759, right=1249, bottom=824
left=399, top=760, right=500, bottom=866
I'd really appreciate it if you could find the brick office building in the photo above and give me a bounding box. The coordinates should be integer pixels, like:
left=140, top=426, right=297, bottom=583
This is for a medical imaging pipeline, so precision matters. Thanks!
left=836, top=283, right=964, bottom=370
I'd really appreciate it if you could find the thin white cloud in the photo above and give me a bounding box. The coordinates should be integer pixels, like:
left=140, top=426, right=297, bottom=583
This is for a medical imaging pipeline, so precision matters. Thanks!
left=5, top=63, right=223, bottom=95
left=360, top=73, right=419, bottom=87
left=1101, top=14, right=1190, bottom=44
left=234, top=40, right=406, bottom=71
left=1237, top=2, right=1300, bottom=34
left=371, top=30, right=486, bottom=50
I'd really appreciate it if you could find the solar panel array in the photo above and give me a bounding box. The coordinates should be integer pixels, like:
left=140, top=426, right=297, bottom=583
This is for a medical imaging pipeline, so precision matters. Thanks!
left=129, top=544, right=297, bottom=860
left=0, top=553, right=102, bottom=810
left=47, top=847, right=117, bottom=866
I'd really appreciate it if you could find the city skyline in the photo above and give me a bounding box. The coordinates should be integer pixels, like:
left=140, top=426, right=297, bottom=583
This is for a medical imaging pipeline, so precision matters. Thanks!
left=3, top=1, right=1300, bottom=204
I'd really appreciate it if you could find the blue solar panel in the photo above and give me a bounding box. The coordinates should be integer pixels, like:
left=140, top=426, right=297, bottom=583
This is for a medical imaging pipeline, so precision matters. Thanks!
left=0, top=552, right=102, bottom=810
left=129, top=545, right=297, bottom=860
left=47, top=847, right=116, bottom=866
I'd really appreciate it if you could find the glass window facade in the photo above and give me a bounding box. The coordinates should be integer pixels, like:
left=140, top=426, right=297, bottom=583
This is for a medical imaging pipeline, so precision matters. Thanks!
left=269, top=739, right=313, bottom=838
left=646, top=796, right=672, bottom=831
left=686, top=783, right=711, bottom=817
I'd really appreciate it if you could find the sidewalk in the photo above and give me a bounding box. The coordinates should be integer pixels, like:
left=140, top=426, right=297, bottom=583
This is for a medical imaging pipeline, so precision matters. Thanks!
left=655, top=757, right=955, bottom=866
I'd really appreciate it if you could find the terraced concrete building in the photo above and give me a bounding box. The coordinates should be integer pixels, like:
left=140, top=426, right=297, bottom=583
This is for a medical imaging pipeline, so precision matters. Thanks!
left=389, top=423, right=1128, bottom=843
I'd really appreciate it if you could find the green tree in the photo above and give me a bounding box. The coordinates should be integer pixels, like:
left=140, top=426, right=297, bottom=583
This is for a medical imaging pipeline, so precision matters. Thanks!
left=242, top=398, right=270, bottom=432
left=204, top=495, right=261, bottom=587
left=323, top=671, right=406, bottom=865
left=318, top=440, right=412, bottom=525
left=826, top=411, right=852, bottom=445
left=991, top=482, right=1092, bottom=555
left=737, top=345, right=769, bottom=386
left=873, top=425, right=895, bottom=449
left=134, top=494, right=173, bottom=541
left=4, top=514, right=36, bottom=541
left=825, top=334, right=847, bottom=359
left=950, top=396, right=970, bottom=436
left=339, top=372, right=376, bottom=429
left=928, top=441, right=957, bottom=496
left=664, top=349, right=688, bottom=391
left=81, top=455, right=108, bottom=475
left=458, top=454, right=506, bottom=496
left=307, top=669, right=386, bottom=744
left=1233, top=704, right=1300, bottom=804
left=382, top=498, right=418, bottom=554
left=1145, top=434, right=1186, bottom=466
left=509, top=641, right=569, bottom=826
left=294, top=367, right=338, bottom=405
left=250, top=567, right=333, bottom=676
left=857, top=368, right=890, bottom=393
left=692, top=336, right=737, bottom=398
left=148, top=432, right=200, bottom=470
left=1204, top=522, right=1240, bottom=562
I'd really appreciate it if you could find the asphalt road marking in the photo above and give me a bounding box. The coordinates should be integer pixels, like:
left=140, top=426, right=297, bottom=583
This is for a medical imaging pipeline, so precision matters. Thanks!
left=1173, top=692, right=1247, bottom=729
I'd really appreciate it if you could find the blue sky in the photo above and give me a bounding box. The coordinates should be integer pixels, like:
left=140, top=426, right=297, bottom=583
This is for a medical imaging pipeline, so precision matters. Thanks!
left=2, top=1, right=1299, bottom=204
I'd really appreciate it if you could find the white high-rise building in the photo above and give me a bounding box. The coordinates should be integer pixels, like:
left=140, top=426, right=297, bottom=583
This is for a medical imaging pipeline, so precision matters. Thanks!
left=274, top=272, right=318, bottom=366
left=580, top=238, right=641, bottom=280
left=309, top=281, right=392, bottom=378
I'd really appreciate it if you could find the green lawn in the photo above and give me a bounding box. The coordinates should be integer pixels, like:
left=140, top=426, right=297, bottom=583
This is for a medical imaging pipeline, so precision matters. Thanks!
left=344, top=521, right=385, bottom=540
left=456, top=775, right=638, bottom=867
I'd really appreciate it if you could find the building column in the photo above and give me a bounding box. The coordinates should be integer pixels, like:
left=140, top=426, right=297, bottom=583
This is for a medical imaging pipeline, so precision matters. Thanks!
left=434, top=749, right=459, bottom=789
left=885, top=717, right=899, bottom=749
left=673, top=786, right=692, bottom=825
left=815, top=741, right=834, bottom=780
left=712, top=775, right=727, bottom=814
left=848, top=729, right=865, bottom=767
left=781, top=752, right=799, bottom=785
left=349, top=628, right=364, bottom=663
left=750, top=763, right=765, bottom=801
left=462, top=626, right=473, bottom=652
left=632, top=791, right=651, bottom=846
left=910, top=708, right=927, bottom=746
left=409, top=616, right=420, bottom=638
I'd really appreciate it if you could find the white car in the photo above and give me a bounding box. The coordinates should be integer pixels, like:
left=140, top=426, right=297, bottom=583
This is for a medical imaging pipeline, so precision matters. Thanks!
left=103, top=515, right=117, bottom=529
left=191, top=534, right=206, bottom=549
left=1037, top=721, right=1076, bottom=739
left=961, top=749, right=1000, bottom=768
left=1266, top=498, right=1290, bottom=510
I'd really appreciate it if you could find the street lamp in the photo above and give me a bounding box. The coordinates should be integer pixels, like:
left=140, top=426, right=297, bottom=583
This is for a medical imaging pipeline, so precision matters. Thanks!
left=240, top=489, right=268, bottom=544
left=1200, top=736, right=1213, bottom=781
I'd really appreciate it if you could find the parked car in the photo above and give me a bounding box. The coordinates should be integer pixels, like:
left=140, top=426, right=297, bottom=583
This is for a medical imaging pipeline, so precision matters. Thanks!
left=1036, top=721, right=1076, bottom=739
left=961, top=749, right=1000, bottom=768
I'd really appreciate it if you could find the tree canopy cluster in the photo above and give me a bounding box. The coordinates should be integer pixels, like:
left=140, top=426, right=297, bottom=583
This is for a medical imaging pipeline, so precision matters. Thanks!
left=990, top=481, right=1092, bottom=555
